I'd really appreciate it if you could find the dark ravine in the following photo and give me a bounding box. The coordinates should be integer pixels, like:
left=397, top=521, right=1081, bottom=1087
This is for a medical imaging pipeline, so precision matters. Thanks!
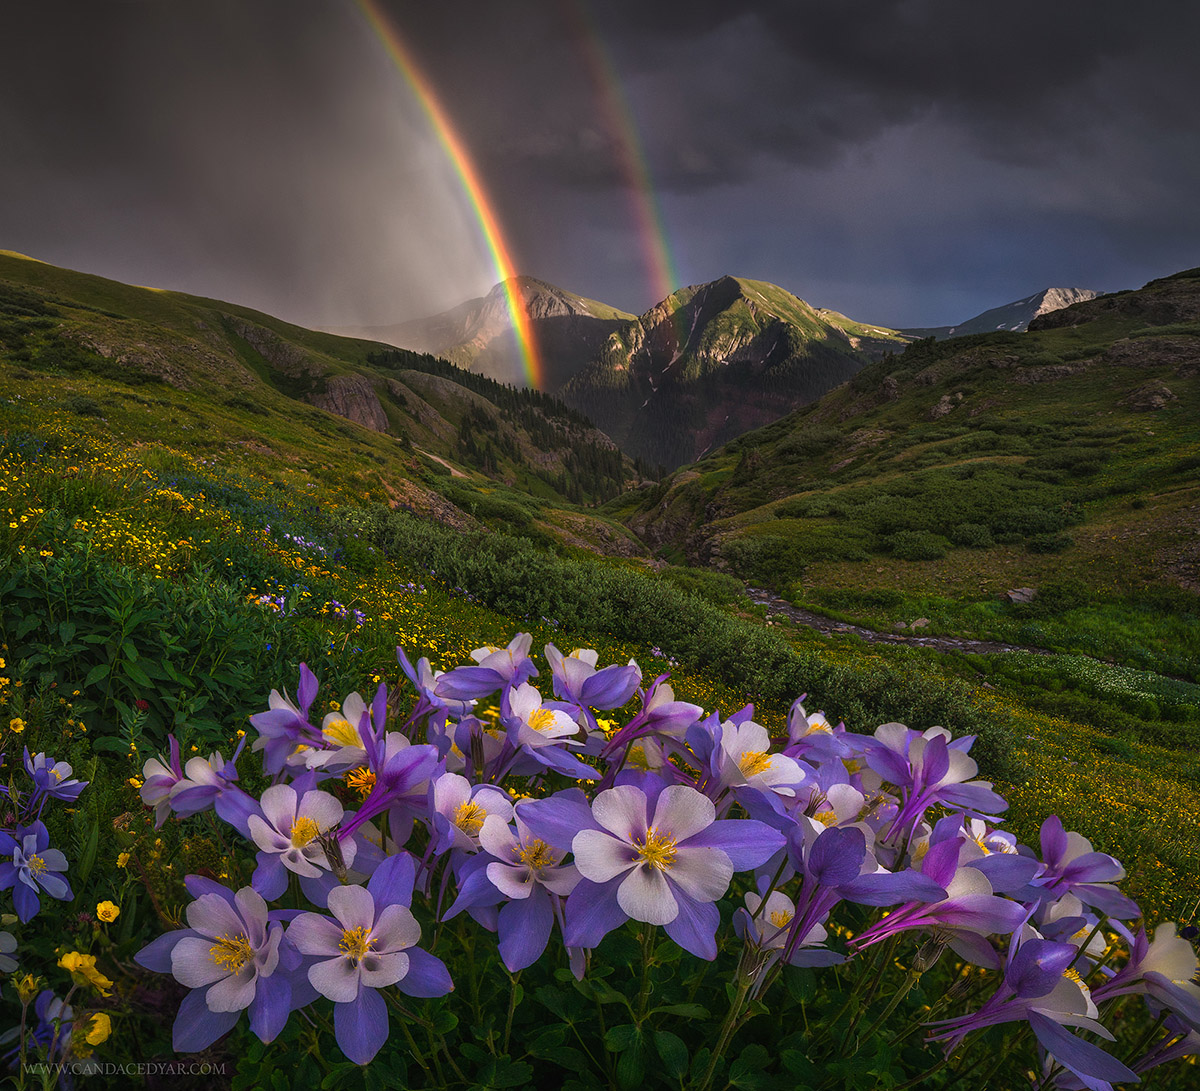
left=744, top=586, right=1053, bottom=657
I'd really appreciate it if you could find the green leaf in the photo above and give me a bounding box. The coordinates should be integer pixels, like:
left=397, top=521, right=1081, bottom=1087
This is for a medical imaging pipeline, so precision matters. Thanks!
left=729, top=1044, right=773, bottom=1089
left=653, top=1030, right=689, bottom=1078
left=91, top=738, right=131, bottom=754
left=58, top=620, right=76, bottom=644
left=84, top=662, right=109, bottom=687
left=121, top=660, right=152, bottom=687
left=431, top=1008, right=458, bottom=1034
left=122, top=638, right=139, bottom=662
left=652, top=1003, right=709, bottom=1019
left=616, top=1045, right=646, bottom=1089
left=475, top=1058, right=533, bottom=1088
left=604, top=1024, right=641, bottom=1053
left=781, top=1050, right=817, bottom=1079
left=785, top=967, right=817, bottom=1003
left=530, top=1046, right=589, bottom=1071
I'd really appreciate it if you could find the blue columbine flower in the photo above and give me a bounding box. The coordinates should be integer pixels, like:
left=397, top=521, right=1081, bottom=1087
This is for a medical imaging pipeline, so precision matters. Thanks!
left=0, top=821, right=73, bottom=922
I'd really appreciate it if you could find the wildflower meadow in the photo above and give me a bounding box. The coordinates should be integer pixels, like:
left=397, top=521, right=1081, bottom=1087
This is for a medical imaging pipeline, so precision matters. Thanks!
left=0, top=411, right=1197, bottom=1088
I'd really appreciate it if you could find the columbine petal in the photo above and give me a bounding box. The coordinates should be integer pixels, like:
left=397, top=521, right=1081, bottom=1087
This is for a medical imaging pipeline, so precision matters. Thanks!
left=650, top=784, right=715, bottom=843
left=617, top=865, right=678, bottom=925
left=573, top=830, right=637, bottom=883
left=666, top=846, right=733, bottom=904
left=309, top=956, right=362, bottom=1003
left=591, top=785, right=649, bottom=840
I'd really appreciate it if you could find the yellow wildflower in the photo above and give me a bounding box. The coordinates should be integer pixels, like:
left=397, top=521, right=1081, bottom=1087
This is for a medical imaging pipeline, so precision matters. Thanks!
left=16, top=974, right=41, bottom=1004
left=58, top=952, right=114, bottom=996
left=8, top=718, right=24, bottom=734
left=96, top=901, right=120, bottom=923
left=116, top=853, right=130, bottom=869
left=85, top=1012, right=112, bottom=1046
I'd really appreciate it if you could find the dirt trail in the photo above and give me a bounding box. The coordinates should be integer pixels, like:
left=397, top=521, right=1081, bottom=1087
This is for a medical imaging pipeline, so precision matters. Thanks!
left=745, top=587, right=1052, bottom=657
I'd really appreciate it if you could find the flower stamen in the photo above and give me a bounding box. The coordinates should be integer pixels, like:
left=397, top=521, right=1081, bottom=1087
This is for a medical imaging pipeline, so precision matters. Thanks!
left=634, top=827, right=677, bottom=871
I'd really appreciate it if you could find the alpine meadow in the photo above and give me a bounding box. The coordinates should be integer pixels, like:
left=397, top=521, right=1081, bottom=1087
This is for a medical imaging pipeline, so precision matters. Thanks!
left=2, top=3, right=1200, bottom=1089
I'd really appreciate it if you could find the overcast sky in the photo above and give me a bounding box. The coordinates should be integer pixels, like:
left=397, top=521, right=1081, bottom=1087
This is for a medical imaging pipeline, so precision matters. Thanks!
left=3, top=1, right=1198, bottom=330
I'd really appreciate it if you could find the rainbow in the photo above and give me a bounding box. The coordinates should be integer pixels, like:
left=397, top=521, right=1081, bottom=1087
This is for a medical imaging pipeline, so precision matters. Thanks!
left=354, top=0, right=544, bottom=387
left=566, top=1, right=680, bottom=309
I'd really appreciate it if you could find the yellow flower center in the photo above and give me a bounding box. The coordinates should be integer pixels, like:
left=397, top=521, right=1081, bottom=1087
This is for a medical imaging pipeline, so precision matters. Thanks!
left=517, top=839, right=556, bottom=871
left=454, top=801, right=486, bottom=836
left=634, top=827, right=678, bottom=872
left=627, top=744, right=652, bottom=771
left=527, top=708, right=558, bottom=734
left=339, top=926, right=374, bottom=964
left=972, top=835, right=992, bottom=856
left=1062, top=967, right=1083, bottom=985
left=26, top=854, right=46, bottom=875
left=813, top=810, right=838, bottom=828
left=738, top=751, right=773, bottom=778
left=768, top=909, right=794, bottom=929
left=347, top=767, right=375, bottom=798
left=291, top=816, right=320, bottom=848
left=210, top=933, right=253, bottom=973
left=323, top=718, right=361, bottom=748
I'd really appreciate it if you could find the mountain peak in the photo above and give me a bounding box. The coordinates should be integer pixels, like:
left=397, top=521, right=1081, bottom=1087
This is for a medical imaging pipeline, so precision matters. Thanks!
left=901, top=286, right=1102, bottom=340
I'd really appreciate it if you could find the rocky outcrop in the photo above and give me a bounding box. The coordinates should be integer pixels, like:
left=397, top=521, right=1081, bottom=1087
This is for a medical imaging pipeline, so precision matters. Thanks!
left=1121, top=380, right=1177, bottom=411
left=309, top=374, right=389, bottom=432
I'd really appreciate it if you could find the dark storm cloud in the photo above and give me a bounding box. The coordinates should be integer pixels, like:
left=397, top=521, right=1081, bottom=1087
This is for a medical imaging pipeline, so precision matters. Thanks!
left=2, top=0, right=1198, bottom=328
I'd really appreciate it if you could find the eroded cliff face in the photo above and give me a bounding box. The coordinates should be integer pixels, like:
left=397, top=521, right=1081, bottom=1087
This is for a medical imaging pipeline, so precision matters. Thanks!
left=309, top=374, right=389, bottom=432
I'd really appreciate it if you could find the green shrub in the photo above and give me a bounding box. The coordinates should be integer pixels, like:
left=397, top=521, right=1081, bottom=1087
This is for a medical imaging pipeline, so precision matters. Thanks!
left=950, top=522, right=993, bottom=548
left=887, top=530, right=949, bottom=561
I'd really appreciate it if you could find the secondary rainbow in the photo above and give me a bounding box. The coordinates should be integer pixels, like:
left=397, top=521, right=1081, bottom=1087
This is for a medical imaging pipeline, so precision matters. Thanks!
left=567, top=0, right=680, bottom=308
left=354, top=0, right=544, bottom=387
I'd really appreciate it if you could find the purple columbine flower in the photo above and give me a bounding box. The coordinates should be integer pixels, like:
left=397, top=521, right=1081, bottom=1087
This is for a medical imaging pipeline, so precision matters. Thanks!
left=851, top=830, right=1027, bottom=969
left=544, top=644, right=642, bottom=722
left=23, top=749, right=87, bottom=806
left=445, top=803, right=583, bottom=972
left=1092, top=922, right=1200, bottom=1032
left=499, top=683, right=596, bottom=780
left=168, top=741, right=258, bottom=837
left=140, top=737, right=185, bottom=827
left=0, top=821, right=72, bottom=922
left=0, top=931, right=16, bottom=974
left=135, top=881, right=300, bottom=1051
left=430, top=773, right=513, bottom=855
left=735, top=890, right=843, bottom=970
left=866, top=724, right=1007, bottom=846
left=29, top=990, right=73, bottom=1057
left=929, top=927, right=1138, bottom=1091
left=565, top=781, right=784, bottom=959
left=1029, top=816, right=1140, bottom=919
left=337, top=733, right=441, bottom=842
left=287, top=854, right=452, bottom=1065
left=433, top=634, right=538, bottom=702
left=248, top=784, right=356, bottom=900
left=249, top=663, right=323, bottom=775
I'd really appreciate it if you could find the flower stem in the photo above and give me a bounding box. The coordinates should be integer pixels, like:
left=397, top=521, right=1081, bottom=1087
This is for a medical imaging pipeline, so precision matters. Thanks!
left=503, top=970, right=522, bottom=1054
left=693, top=972, right=753, bottom=1091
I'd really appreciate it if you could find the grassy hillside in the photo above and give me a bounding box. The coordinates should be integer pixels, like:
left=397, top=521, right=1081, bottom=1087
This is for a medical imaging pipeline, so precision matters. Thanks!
left=625, top=270, right=1200, bottom=672
left=0, top=250, right=648, bottom=522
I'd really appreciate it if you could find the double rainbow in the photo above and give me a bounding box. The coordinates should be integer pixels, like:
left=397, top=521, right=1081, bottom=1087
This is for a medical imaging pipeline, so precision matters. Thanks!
left=356, top=0, right=682, bottom=388
left=355, top=0, right=544, bottom=387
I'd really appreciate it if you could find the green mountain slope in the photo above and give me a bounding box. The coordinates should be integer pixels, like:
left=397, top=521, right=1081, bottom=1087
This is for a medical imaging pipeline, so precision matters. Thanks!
left=621, top=268, right=1200, bottom=674
left=560, top=275, right=907, bottom=469
left=0, top=250, right=648, bottom=545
